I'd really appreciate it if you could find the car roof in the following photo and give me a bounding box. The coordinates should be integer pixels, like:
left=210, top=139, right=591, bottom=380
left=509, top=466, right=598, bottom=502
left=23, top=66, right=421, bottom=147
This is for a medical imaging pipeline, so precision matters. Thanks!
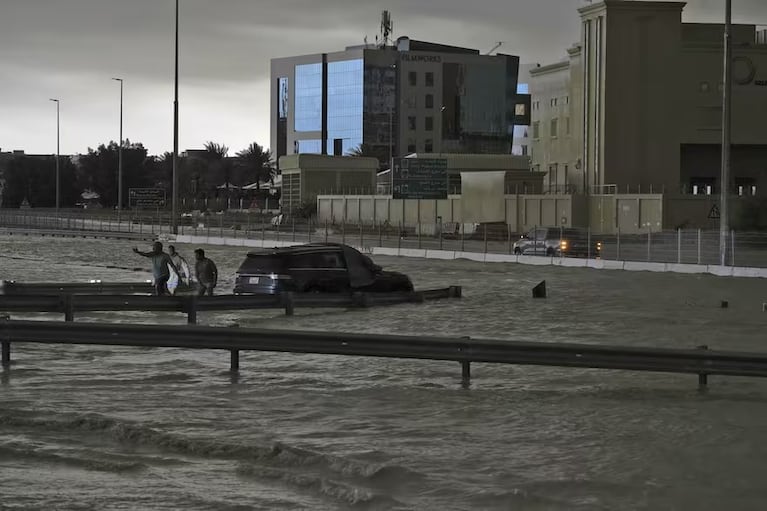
left=246, top=243, right=347, bottom=258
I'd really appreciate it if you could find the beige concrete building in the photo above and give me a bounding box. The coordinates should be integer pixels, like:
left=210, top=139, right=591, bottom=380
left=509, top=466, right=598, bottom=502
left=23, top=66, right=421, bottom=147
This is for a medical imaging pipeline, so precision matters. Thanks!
left=530, top=0, right=767, bottom=197
left=279, top=154, right=378, bottom=213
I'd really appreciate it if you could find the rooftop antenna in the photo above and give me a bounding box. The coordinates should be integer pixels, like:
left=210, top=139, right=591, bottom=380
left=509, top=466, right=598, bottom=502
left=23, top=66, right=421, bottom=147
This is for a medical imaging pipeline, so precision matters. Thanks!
left=485, top=41, right=504, bottom=55
left=380, top=10, right=393, bottom=47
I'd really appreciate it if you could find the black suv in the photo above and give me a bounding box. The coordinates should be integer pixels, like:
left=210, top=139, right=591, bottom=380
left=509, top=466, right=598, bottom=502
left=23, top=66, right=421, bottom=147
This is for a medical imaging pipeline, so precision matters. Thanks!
left=233, top=243, right=414, bottom=295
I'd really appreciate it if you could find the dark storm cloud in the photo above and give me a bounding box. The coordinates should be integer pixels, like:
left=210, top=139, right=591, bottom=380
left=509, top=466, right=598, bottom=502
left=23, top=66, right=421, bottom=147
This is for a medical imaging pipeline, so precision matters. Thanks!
left=0, top=0, right=764, bottom=155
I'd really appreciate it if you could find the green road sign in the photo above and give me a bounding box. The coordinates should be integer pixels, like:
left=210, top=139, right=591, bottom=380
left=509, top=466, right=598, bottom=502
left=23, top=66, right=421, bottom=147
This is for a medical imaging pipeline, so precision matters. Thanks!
left=392, top=158, right=448, bottom=200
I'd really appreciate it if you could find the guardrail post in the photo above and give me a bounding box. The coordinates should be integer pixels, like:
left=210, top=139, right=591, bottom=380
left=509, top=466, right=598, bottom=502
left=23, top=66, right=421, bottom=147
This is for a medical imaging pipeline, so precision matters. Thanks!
left=282, top=292, right=295, bottom=316
left=461, top=361, right=471, bottom=385
left=1, top=314, right=10, bottom=367
left=186, top=296, right=198, bottom=324
left=62, top=294, right=74, bottom=322
left=697, top=344, right=709, bottom=390
left=230, top=349, right=240, bottom=372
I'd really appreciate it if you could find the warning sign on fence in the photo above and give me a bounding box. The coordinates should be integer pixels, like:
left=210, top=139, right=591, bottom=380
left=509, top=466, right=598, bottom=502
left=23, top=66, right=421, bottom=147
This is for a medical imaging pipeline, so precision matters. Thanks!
left=708, top=204, right=721, bottom=219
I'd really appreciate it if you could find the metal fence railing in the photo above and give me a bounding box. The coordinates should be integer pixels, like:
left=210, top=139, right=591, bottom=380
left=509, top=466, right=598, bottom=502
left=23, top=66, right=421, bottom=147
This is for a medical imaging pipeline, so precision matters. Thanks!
left=1, top=209, right=765, bottom=268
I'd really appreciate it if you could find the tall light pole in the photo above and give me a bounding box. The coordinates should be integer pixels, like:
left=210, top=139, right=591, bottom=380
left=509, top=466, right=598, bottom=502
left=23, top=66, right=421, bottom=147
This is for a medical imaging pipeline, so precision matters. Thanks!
left=719, top=0, right=732, bottom=266
left=171, top=0, right=179, bottom=234
left=49, top=98, right=60, bottom=212
left=112, top=78, right=124, bottom=210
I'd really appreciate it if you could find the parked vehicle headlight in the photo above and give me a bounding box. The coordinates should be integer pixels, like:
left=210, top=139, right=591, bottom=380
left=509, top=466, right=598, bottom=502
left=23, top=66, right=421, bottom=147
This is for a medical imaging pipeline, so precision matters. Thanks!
left=560, top=240, right=568, bottom=250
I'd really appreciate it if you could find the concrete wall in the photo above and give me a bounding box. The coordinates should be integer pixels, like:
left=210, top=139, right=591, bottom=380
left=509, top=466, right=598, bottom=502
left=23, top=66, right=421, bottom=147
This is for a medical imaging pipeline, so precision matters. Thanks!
left=317, top=194, right=579, bottom=233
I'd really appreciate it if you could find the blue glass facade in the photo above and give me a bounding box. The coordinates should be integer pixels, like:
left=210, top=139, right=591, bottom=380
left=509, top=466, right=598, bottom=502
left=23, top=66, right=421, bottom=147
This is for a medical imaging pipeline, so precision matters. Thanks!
left=294, top=63, right=322, bottom=132
left=326, top=59, right=363, bottom=154
left=296, top=139, right=322, bottom=154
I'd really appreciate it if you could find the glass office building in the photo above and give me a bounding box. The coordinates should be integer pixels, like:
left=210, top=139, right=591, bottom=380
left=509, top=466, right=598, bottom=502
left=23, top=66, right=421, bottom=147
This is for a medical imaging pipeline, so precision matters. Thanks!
left=271, top=38, right=530, bottom=169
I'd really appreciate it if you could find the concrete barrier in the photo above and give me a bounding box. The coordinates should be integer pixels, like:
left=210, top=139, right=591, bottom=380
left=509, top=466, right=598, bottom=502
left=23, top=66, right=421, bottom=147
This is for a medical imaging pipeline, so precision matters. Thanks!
left=426, top=249, right=458, bottom=260
left=454, top=251, right=486, bottom=262
left=732, top=266, right=767, bottom=278
left=623, top=261, right=667, bottom=273
left=559, top=257, right=590, bottom=268
left=484, top=253, right=515, bottom=263
left=665, top=263, right=707, bottom=275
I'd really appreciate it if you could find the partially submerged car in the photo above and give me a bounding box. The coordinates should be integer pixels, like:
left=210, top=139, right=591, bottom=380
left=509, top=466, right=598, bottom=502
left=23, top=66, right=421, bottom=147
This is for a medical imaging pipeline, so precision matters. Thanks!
left=233, top=243, right=414, bottom=295
left=513, top=227, right=601, bottom=257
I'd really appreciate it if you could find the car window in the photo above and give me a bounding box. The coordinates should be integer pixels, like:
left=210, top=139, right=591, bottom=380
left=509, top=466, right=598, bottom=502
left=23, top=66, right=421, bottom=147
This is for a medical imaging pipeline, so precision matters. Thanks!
left=290, top=251, right=345, bottom=269
left=237, top=255, right=283, bottom=273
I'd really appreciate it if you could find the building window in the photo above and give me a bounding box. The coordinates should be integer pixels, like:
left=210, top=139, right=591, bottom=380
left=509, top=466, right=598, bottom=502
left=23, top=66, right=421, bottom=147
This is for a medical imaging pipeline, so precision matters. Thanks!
left=425, top=94, right=434, bottom=109
left=564, top=96, right=569, bottom=105
left=550, top=98, right=558, bottom=107
left=565, top=117, right=570, bottom=136
left=521, top=145, right=528, bottom=156
left=326, top=59, right=363, bottom=155
left=405, top=95, right=417, bottom=108
left=425, top=72, right=434, bottom=87
left=425, top=116, right=434, bottom=131
left=407, top=116, right=416, bottom=130
left=408, top=71, right=417, bottom=86
left=278, top=77, right=289, bottom=119
left=407, top=141, right=416, bottom=153
left=700, top=81, right=710, bottom=92
left=424, top=139, right=434, bottom=152
left=294, top=63, right=322, bottom=132
left=550, top=118, right=558, bottom=138
left=532, top=121, right=540, bottom=139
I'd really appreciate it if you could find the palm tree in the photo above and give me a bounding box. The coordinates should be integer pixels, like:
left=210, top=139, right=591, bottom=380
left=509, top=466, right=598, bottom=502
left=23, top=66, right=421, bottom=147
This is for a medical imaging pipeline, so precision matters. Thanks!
left=203, top=141, right=231, bottom=188
left=347, top=143, right=376, bottom=158
left=235, top=142, right=275, bottom=190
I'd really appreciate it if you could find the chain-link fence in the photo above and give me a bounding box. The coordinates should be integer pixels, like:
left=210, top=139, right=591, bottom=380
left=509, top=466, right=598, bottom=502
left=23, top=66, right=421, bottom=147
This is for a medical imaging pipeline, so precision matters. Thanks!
left=1, top=209, right=764, bottom=268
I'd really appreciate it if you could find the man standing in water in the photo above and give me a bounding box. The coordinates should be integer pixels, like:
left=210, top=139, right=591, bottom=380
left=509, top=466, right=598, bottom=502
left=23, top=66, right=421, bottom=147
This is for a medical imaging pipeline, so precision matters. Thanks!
left=133, top=241, right=179, bottom=296
left=167, top=245, right=192, bottom=295
left=194, top=248, right=218, bottom=296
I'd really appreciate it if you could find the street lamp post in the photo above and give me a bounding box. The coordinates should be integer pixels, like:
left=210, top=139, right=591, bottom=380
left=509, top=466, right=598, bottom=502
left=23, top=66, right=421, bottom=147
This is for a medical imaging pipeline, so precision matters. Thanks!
left=112, top=78, right=124, bottom=210
left=719, top=0, right=732, bottom=266
left=49, top=98, right=60, bottom=212
left=171, top=0, right=179, bottom=234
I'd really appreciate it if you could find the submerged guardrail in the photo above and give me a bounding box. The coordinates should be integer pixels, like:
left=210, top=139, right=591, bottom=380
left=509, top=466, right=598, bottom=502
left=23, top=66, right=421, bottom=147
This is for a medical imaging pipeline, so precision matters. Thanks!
left=0, top=286, right=463, bottom=323
left=2, top=318, right=766, bottom=388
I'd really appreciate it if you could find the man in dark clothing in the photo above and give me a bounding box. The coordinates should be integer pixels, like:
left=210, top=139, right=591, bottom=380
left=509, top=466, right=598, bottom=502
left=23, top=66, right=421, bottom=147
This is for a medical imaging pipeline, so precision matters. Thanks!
left=133, top=241, right=179, bottom=296
left=194, top=248, right=218, bottom=297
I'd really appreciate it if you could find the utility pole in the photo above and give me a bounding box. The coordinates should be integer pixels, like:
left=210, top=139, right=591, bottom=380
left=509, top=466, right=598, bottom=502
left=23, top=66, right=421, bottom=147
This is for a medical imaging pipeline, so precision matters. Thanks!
left=49, top=98, right=60, bottom=212
left=112, top=78, right=124, bottom=210
left=719, top=0, right=732, bottom=266
left=171, top=0, right=179, bottom=234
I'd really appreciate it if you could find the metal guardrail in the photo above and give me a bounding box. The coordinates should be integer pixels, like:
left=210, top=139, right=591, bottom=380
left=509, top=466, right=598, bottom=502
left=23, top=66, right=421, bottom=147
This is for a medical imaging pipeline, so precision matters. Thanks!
left=0, top=226, right=156, bottom=241
left=1, top=281, right=156, bottom=295
left=2, top=318, right=766, bottom=387
left=0, top=287, right=462, bottom=323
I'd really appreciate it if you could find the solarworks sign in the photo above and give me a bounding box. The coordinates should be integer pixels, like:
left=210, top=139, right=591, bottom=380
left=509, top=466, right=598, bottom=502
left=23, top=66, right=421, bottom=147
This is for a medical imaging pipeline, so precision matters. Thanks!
left=400, top=53, right=442, bottom=63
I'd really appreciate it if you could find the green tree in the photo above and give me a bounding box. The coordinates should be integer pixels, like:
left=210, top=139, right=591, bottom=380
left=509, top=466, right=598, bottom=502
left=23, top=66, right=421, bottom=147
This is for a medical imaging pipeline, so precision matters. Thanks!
left=76, top=141, right=151, bottom=208
left=235, top=142, right=275, bottom=190
left=3, top=155, right=78, bottom=208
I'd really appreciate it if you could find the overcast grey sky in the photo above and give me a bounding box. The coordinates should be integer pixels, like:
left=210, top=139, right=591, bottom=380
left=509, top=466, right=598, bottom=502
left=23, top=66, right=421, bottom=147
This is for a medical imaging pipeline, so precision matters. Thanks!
left=0, top=0, right=762, bottom=157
